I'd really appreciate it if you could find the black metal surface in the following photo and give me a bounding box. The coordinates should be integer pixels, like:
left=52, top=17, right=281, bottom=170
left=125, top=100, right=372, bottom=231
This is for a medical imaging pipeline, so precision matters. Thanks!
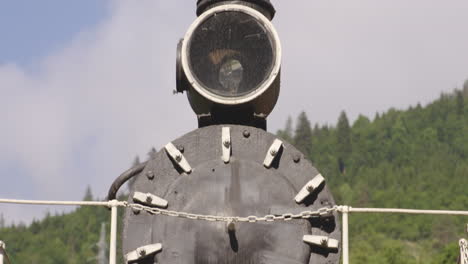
left=197, top=108, right=267, bottom=130
left=123, top=125, right=340, bottom=264
left=176, top=39, right=187, bottom=94
left=107, top=161, right=147, bottom=201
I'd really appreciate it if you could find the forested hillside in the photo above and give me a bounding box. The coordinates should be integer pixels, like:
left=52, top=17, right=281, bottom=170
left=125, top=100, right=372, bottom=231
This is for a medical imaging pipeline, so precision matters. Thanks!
left=0, top=190, right=126, bottom=263
left=1, top=85, right=467, bottom=263
left=278, top=85, right=468, bottom=263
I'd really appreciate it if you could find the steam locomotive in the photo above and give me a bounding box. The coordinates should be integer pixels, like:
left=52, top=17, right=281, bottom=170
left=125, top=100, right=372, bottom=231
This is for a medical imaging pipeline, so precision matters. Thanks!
left=108, top=1, right=341, bottom=263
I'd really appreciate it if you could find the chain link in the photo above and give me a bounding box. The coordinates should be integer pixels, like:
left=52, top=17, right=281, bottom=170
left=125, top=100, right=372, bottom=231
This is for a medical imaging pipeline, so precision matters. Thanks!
left=460, top=239, right=468, bottom=264
left=126, top=202, right=338, bottom=223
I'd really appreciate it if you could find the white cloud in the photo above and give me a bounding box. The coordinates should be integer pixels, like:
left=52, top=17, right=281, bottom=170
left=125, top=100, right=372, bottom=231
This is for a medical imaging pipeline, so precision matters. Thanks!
left=272, top=0, right=468, bottom=127
left=1, top=0, right=468, bottom=223
left=0, top=1, right=197, bottom=223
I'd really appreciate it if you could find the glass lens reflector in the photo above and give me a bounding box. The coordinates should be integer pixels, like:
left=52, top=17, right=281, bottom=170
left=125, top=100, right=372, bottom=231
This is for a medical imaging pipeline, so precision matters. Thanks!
left=188, top=11, right=275, bottom=98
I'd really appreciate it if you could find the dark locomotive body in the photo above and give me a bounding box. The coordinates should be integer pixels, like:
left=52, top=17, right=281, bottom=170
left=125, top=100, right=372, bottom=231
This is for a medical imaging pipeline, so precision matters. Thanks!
left=109, top=1, right=342, bottom=263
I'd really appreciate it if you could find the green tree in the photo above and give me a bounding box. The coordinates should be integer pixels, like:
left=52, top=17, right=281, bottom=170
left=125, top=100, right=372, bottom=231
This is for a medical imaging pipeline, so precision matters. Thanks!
left=294, top=111, right=313, bottom=157
left=456, top=89, right=464, bottom=117
left=463, top=79, right=468, bottom=97
left=337, top=111, right=352, bottom=173
left=277, top=116, right=294, bottom=142
left=83, top=185, right=93, bottom=201
left=0, top=213, right=5, bottom=229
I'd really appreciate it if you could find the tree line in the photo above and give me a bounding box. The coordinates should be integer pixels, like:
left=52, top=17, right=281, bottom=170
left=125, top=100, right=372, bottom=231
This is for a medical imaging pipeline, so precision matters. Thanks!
left=277, top=82, right=468, bottom=263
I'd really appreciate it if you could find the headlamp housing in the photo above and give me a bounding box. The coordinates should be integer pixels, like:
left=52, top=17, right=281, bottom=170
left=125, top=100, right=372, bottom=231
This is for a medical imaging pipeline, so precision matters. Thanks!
left=176, top=4, right=281, bottom=128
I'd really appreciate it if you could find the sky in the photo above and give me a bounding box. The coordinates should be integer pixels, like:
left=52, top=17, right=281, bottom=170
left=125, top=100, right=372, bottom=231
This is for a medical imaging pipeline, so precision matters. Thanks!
left=1, top=0, right=468, bottom=224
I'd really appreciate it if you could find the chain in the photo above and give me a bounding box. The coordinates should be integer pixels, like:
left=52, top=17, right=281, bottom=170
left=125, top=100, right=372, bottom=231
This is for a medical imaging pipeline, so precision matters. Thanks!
left=126, top=202, right=338, bottom=223
left=460, top=239, right=468, bottom=264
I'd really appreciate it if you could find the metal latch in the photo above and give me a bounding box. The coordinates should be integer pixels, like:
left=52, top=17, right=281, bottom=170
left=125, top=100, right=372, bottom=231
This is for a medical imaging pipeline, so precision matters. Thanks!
left=133, top=192, right=168, bottom=208
left=221, top=127, right=231, bottom=163
left=125, top=243, right=162, bottom=263
left=303, top=235, right=339, bottom=250
left=294, top=174, right=325, bottom=203
left=264, top=139, right=283, bottom=168
left=165, top=142, right=192, bottom=173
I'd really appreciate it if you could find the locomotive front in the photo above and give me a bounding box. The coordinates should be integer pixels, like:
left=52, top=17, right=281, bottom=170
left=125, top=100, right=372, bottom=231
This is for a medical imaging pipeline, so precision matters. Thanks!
left=109, top=1, right=341, bottom=263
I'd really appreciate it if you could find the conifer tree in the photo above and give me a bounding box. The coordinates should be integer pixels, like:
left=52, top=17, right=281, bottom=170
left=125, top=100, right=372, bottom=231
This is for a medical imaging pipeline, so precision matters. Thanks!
left=277, top=116, right=293, bottom=142
left=0, top=213, right=5, bottom=229
left=463, top=79, right=468, bottom=97
left=148, top=147, right=157, bottom=160
left=312, top=123, right=321, bottom=138
left=456, top=90, right=464, bottom=117
left=83, top=185, right=93, bottom=201
left=294, top=112, right=313, bottom=157
left=374, top=112, right=381, bottom=121
left=127, top=156, right=141, bottom=191
left=337, top=111, right=352, bottom=173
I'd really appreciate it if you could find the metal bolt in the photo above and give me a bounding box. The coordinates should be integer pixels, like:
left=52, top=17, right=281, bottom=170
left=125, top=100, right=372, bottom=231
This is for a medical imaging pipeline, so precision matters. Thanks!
left=243, top=130, right=250, bottom=138
left=132, top=208, right=141, bottom=215
left=175, top=155, right=182, bottom=162
left=226, top=221, right=236, bottom=233
left=139, top=248, right=147, bottom=256
left=177, top=145, right=184, bottom=153
left=223, top=140, right=230, bottom=148
left=146, top=195, right=153, bottom=204
left=306, top=184, right=315, bottom=192
left=146, top=170, right=154, bottom=180
left=270, top=149, right=277, bottom=156
left=293, top=154, right=301, bottom=163
left=320, top=238, right=328, bottom=247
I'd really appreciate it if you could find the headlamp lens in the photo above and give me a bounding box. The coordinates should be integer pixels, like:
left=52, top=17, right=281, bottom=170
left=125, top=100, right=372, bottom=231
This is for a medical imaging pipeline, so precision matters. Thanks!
left=188, top=11, right=275, bottom=98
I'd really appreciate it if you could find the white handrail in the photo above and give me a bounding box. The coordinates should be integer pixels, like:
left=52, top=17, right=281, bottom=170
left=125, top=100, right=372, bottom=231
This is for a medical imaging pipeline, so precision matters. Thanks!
left=0, top=198, right=126, bottom=207
left=337, top=206, right=468, bottom=264
left=345, top=207, right=468, bottom=216
left=0, top=198, right=125, bottom=264
left=0, top=198, right=467, bottom=264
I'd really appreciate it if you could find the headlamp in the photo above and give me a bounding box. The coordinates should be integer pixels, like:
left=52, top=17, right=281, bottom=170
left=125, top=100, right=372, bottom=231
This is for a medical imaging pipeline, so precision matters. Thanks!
left=176, top=4, right=281, bottom=128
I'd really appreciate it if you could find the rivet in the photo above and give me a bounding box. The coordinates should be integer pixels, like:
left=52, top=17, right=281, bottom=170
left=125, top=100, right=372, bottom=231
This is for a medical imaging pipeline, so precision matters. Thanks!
left=132, top=208, right=141, bottom=215
left=270, top=149, right=277, bottom=156
left=177, top=145, right=184, bottom=153
left=293, top=154, right=301, bottom=163
left=146, top=170, right=154, bottom=180
left=139, top=248, right=146, bottom=256
left=223, top=140, right=231, bottom=148
left=175, top=155, right=182, bottom=162
left=320, top=238, right=328, bottom=247
left=243, top=130, right=250, bottom=138
left=146, top=195, right=153, bottom=203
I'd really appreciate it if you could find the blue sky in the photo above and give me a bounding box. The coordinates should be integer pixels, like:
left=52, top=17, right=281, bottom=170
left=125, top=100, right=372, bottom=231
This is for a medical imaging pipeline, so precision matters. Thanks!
left=0, top=1, right=109, bottom=66
left=1, top=0, right=468, bottom=224
left=0, top=0, right=110, bottom=223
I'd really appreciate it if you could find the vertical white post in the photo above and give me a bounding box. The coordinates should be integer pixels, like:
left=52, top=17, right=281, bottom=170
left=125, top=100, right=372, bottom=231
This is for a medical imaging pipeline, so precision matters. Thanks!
left=0, top=241, right=6, bottom=264
left=109, top=203, right=118, bottom=264
left=342, top=206, right=350, bottom=264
